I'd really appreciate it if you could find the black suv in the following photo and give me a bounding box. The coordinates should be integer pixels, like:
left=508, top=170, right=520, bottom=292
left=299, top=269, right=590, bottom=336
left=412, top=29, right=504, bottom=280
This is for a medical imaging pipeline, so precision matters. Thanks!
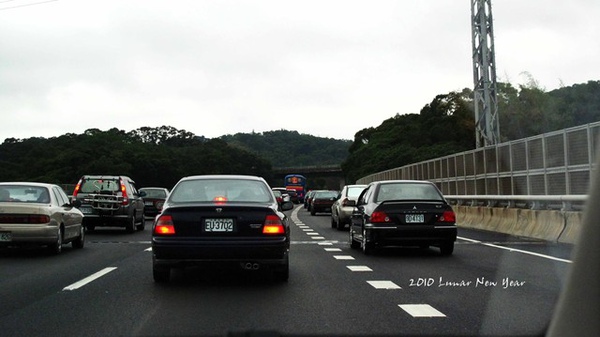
left=72, top=175, right=146, bottom=232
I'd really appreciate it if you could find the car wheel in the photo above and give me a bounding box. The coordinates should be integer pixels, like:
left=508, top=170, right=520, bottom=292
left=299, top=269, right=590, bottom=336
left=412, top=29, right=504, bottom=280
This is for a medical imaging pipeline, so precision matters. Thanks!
left=136, top=213, right=145, bottom=231
left=125, top=215, right=136, bottom=233
left=310, top=208, right=316, bottom=216
left=86, top=225, right=95, bottom=232
left=72, top=225, right=85, bottom=249
left=349, top=228, right=360, bottom=249
left=440, top=242, right=454, bottom=256
left=273, top=260, right=289, bottom=282
left=336, top=218, right=346, bottom=231
left=331, top=215, right=337, bottom=228
left=48, top=227, right=62, bottom=254
left=361, top=228, right=373, bottom=255
left=153, top=265, right=170, bottom=283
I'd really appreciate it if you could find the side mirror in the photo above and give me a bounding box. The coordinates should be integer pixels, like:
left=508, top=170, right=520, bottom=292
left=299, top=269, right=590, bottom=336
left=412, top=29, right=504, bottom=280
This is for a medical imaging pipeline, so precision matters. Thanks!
left=346, top=200, right=356, bottom=207
left=281, top=201, right=294, bottom=211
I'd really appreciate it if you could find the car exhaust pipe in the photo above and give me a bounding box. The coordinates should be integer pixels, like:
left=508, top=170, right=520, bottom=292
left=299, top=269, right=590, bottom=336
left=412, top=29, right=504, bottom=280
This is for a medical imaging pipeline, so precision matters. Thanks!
left=241, top=262, right=260, bottom=270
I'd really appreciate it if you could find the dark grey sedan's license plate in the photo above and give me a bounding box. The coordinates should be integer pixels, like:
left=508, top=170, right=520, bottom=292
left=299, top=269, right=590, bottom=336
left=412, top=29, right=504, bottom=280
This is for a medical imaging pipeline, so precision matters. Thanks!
left=204, top=218, right=234, bottom=232
left=0, top=232, right=12, bottom=242
left=405, top=214, right=425, bottom=223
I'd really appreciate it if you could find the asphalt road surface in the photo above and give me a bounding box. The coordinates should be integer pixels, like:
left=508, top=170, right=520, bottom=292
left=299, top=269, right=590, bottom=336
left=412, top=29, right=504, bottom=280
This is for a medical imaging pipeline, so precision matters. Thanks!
left=0, top=205, right=573, bottom=337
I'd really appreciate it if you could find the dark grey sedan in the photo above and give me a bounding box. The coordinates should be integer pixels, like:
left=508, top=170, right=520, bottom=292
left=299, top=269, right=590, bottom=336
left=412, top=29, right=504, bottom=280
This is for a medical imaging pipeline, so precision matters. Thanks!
left=350, top=180, right=457, bottom=255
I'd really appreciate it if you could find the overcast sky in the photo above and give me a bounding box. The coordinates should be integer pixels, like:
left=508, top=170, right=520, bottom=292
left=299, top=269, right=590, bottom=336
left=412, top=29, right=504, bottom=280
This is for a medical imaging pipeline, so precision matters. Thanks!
left=1, top=0, right=598, bottom=142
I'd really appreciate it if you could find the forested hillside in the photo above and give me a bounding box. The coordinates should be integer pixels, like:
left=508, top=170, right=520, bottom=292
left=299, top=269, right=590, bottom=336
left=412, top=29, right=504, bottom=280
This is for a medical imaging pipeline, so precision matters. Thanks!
left=220, top=130, right=351, bottom=167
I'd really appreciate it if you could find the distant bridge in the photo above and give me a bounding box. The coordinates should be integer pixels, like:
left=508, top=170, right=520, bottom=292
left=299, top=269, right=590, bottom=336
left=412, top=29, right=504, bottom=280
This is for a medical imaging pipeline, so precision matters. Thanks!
left=271, top=165, right=345, bottom=190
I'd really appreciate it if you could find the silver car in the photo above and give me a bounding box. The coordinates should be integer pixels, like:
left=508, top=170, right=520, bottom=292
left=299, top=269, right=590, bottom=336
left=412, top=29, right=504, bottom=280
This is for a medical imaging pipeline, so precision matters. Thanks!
left=331, top=184, right=367, bottom=230
left=0, top=182, right=85, bottom=254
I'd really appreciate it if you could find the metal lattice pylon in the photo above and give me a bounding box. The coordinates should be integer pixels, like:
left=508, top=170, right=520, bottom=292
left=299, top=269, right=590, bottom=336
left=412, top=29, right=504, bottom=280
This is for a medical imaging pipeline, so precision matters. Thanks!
left=471, top=0, right=500, bottom=147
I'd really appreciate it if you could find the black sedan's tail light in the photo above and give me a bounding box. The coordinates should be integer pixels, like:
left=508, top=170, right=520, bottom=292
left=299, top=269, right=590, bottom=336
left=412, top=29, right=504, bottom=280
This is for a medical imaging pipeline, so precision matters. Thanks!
left=262, top=214, right=285, bottom=235
left=154, top=215, right=176, bottom=235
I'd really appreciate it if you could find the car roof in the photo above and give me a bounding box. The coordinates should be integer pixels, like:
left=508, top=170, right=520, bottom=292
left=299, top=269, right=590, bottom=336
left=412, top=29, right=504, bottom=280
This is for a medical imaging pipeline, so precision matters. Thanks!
left=0, top=182, right=56, bottom=188
left=179, top=175, right=266, bottom=182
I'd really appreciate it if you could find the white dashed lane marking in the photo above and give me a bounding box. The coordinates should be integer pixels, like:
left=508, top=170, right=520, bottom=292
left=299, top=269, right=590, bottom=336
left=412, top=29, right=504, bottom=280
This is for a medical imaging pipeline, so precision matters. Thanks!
left=367, top=280, right=402, bottom=289
left=63, top=267, right=118, bottom=291
left=324, top=248, right=342, bottom=252
left=399, top=304, right=447, bottom=317
left=333, top=255, right=355, bottom=260
left=347, top=265, right=372, bottom=272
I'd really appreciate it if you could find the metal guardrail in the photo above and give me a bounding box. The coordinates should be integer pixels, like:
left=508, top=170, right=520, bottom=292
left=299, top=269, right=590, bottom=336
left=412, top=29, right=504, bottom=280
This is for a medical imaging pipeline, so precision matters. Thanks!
left=445, top=194, right=587, bottom=211
left=357, top=122, right=599, bottom=203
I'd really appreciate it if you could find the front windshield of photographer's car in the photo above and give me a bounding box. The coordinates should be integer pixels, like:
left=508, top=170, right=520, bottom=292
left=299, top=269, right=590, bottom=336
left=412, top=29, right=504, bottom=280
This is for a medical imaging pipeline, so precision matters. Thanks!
left=0, top=1, right=598, bottom=336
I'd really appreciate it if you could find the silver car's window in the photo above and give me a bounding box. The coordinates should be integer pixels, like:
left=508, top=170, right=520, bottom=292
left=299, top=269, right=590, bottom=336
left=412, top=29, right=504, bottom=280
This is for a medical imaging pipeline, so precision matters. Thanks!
left=0, top=185, right=50, bottom=203
left=347, top=186, right=365, bottom=198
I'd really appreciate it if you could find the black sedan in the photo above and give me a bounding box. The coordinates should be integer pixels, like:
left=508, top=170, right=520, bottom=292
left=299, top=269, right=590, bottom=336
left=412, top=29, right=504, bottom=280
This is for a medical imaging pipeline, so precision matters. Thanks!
left=151, top=175, right=294, bottom=282
left=349, top=180, right=457, bottom=255
left=139, top=187, right=170, bottom=217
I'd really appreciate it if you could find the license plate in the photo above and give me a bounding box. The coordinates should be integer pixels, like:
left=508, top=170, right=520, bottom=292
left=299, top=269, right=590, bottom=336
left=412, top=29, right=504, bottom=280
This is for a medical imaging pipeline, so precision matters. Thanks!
left=405, top=214, right=424, bottom=223
left=144, top=201, right=153, bottom=206
left=0, top=232, right=11, bottom=242
left=204, top=218, right=234, bottom=232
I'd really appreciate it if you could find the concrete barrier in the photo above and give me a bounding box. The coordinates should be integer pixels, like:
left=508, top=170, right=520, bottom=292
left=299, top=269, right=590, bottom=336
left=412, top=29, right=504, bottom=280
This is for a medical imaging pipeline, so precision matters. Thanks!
left=454, top=206, right=582, bottom=244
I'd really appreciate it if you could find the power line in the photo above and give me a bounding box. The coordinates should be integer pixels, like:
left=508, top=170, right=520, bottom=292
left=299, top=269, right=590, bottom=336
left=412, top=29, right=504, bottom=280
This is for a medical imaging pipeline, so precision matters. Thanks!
left=0, top=0, right=58, bottom=11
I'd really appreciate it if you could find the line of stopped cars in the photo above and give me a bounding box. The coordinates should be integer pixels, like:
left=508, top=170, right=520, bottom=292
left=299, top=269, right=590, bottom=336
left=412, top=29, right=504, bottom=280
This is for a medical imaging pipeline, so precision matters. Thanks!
left=0, top=176, right=456, bottom=284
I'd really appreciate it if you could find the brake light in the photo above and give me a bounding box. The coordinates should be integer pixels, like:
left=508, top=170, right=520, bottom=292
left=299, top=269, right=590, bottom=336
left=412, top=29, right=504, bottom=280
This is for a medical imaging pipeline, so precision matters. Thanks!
left=262, top=214, right=285, bottom=234
left=73, top=179, right=82, bottom=197
left=154, top=215, right=175, bottom=235
left=439, top=210, right=456, bottom=223
left=213, top=196, right=227, bottom=205
left=120, top=180, right=129, bottom=205
left=370, top=211, right=391, bottom=223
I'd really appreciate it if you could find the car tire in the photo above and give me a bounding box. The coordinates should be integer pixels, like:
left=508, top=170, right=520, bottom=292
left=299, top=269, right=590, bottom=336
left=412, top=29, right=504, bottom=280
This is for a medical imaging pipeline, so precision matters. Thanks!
left=349, top=228, right=360, bottom=249
left=136, top=213, right=145, bottom=231
left=310, top=208, right=316, bottom=216
left=331, top=215, right=337, bottom=228
left=440, top=242, right=454, bottom=256
left=72, top=225, right=85, bottom=249
left=153, top=266, right=170, bottom=283
left=336, top=218, right=346, bottom=231
left=361, top=228, right=373, bottom=255
left=86, top=225, right=95, bottom=232
left=48, top=227, right=62, bottom=254
left=273, top=261, right=289, bottom=282
left=125, top=215, right=136, bottom=233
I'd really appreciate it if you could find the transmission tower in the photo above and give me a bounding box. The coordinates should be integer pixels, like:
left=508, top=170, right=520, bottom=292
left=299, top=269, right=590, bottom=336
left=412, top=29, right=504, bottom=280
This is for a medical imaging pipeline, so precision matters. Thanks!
left=471, top=0, right=499, bottom=147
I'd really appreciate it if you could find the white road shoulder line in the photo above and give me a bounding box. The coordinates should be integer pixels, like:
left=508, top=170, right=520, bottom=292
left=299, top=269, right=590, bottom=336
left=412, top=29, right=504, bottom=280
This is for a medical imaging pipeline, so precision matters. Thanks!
left=63, top=267, right=118, bottom=291
left=458, top=236, right=572, bottom=263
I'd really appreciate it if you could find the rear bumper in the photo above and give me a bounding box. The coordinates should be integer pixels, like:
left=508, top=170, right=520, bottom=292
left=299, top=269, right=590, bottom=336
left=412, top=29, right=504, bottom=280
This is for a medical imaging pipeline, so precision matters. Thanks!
left=0, top=225, right=58, bottom=246
left=82, top=214, right=130, bottom=227
left=365, top=224, right=457, bottom=246
left=152, top=237, right=289, bottom=268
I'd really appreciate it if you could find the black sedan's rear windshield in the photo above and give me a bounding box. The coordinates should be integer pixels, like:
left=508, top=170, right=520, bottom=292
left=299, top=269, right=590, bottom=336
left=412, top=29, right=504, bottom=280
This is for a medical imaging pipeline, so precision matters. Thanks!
left=169, top=179, right=273, bottom=203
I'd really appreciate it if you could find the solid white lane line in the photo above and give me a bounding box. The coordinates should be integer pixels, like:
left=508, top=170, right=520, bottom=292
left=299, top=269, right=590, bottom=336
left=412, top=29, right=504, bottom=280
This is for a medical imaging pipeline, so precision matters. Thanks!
left=458, top=236, right=572, bottom=263
left=63, top=267, right=118, bottom=291
left=399, top=304, right=446, bottom=317
left=145, top=247, right=152, bottom=252
left=367, top=280, right=401, bottom=289
left=347, top=266, right=372, bottom=272
left=318, top=242, right=333, bottom=245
